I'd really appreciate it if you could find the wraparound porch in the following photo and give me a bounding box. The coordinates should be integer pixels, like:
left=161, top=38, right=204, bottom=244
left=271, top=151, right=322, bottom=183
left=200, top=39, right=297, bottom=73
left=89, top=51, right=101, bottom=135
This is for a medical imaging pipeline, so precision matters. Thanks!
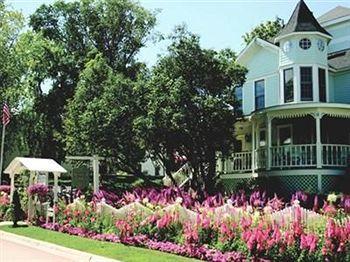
left=218, top=103, right=350, bottom=174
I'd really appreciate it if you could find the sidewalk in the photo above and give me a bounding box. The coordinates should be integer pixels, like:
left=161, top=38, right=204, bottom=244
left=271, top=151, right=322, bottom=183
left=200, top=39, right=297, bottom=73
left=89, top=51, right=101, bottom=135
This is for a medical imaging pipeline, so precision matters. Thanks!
left=0, top=229, right=120, bottom=262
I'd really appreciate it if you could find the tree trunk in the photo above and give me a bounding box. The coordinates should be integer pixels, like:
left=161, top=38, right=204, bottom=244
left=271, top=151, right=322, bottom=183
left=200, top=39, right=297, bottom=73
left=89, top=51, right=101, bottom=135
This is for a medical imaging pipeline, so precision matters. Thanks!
left=203, top=149, right=217, bottom=195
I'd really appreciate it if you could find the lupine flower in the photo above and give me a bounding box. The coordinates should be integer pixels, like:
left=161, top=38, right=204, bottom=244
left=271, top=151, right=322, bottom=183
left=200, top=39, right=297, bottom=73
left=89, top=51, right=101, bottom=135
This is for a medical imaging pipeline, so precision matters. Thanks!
left=300, top=233, right=318, bottom=252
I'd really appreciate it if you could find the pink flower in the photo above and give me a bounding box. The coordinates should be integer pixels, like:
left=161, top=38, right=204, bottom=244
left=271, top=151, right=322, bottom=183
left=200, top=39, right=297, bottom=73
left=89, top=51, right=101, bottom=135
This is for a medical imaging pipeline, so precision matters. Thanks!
left=300, top=233, right=318, bottom=252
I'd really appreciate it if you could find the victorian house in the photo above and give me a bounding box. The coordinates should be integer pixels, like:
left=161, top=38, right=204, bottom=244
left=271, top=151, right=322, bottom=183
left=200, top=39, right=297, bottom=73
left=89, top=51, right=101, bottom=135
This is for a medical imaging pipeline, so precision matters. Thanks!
left=219, top=1, right=350, bottom=194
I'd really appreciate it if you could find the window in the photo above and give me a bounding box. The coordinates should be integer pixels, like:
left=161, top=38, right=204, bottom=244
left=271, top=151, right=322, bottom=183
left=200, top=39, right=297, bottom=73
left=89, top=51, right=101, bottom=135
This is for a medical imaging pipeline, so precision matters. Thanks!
left=300, top=67, right=313, bottom=101
left=235, top=86, right=243, bottom=111
left=278, top=125, right=293, bottom=145
left=283, top=68, right=294, bottom=103
left=299, top=38, right=311, bottom=50
left=317, top=39, right=325, bottom=52
left=318, top=68, right=326, bottom=102
left=259, top=129, right=266, bottom=147
left=254, top=80, right=265, bottom=110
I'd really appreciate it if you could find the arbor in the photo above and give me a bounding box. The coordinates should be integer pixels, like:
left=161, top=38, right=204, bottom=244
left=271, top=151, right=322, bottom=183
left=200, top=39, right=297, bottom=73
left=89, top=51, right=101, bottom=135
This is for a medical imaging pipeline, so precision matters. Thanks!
left=135, top=27, right=247, bottom=193
left=64, top=54, right=145, bottom=174
left=243, top=17, right=284, bottom=45
left=28, top=0, right=156, bottom=161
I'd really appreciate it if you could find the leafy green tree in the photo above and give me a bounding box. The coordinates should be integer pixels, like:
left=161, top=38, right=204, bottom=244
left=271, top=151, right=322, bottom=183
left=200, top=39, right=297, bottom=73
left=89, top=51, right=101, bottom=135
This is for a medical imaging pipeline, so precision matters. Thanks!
left=135, top=27, right=247, bottom=193
left=64, top=54, right=145, bottom=174
left=28, top=0, right=156, bottom=161
left=243, top=17, right=284, bottom=45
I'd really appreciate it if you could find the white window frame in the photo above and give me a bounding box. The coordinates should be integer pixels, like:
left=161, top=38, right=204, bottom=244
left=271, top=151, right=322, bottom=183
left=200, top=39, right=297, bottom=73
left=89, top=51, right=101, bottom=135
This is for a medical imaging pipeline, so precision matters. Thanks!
left=300, top=66, right=314, bottom=102
left=277, top=124, right=293, bottom=146
left=254, top=79, right=266, bottom=111
left=317, top=66, right=328, bottom=102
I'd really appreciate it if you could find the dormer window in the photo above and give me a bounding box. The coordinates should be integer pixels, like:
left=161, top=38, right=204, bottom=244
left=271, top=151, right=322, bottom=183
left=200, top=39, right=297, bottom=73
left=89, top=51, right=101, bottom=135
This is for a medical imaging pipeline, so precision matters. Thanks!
left=299, top=38, right=311, bottom=50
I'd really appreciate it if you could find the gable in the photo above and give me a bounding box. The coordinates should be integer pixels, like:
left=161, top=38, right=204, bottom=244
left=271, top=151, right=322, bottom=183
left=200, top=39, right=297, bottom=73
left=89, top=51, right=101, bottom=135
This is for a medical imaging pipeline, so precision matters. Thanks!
left=238, top=41, right=279, bottom=80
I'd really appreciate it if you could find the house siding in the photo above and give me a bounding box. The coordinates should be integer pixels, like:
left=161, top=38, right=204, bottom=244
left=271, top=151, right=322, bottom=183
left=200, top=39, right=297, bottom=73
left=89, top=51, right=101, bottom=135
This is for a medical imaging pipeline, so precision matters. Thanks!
left=279, top=35, right=328, bottom=67
left=242, top=47, right=279, bottom=115
left=323, top=20, right=350, bottom=53
left=333, top=69, right=350, bottom=103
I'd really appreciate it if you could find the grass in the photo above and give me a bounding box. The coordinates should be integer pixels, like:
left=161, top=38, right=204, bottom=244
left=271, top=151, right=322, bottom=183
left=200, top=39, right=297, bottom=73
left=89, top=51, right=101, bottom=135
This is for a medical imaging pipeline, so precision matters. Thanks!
left=0, top=225, right=196, bottom=262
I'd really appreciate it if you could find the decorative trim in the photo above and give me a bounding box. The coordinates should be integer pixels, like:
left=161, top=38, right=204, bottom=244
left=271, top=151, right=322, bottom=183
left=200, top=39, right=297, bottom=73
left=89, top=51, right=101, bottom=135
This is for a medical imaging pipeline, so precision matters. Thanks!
left=275, top=32, right=332, bottom=43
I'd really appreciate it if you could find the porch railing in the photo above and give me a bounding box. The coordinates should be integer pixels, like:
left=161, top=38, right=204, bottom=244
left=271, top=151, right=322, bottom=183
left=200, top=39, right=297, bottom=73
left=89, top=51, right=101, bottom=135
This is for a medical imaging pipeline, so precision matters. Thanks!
left=220, top=144, right=350, bottom=174
left=322, top=144, right=350, bottom=167
left=223, top=151, right=252, bottom=173
left=255, top=148, right=267, bottom=169
left=270, top=144, right=317, bottom=168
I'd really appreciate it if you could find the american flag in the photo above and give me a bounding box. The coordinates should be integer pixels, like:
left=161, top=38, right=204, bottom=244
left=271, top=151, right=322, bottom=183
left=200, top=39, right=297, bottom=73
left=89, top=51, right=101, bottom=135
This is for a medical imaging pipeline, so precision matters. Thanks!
left=2, top=103, right=10, bottom=126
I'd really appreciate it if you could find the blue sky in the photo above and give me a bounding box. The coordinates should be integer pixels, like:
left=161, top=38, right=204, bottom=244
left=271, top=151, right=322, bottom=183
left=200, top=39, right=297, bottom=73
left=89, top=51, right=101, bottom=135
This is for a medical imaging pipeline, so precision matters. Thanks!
left=7, top=0, right=350, bottom=66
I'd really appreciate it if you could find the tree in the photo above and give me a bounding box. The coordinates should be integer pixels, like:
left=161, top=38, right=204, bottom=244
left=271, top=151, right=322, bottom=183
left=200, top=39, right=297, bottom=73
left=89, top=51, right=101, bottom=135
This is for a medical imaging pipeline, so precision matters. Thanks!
left=64, top=54, right=145, bottom=174
left=243, top=17, right=284, bottom=45
left=28, top=0, right=156, bottom=161
left=135, top=27, right=247, bottom=193
left=12, top=189, right=24, bottom=227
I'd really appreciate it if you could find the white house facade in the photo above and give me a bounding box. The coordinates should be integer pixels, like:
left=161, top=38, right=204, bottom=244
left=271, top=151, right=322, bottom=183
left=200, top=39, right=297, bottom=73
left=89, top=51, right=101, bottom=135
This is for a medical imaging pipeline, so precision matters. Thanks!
left=218, top=1, right=350, bottom=194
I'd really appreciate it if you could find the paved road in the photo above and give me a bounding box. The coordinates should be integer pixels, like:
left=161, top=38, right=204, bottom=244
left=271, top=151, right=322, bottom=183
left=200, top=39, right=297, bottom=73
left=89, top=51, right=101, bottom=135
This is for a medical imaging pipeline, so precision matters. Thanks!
left=0, top=239, right=74, bottom=262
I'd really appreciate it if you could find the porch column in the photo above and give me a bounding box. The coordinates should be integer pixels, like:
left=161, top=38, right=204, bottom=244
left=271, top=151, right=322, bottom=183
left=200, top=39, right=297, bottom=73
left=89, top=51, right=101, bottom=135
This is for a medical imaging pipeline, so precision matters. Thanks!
left=92, top=155, right=100, bottom=193
left=53, top=172, right=59, bottom=204
left=312, top=112, right=325, bottom=168
left=9, top=172, right=15, bottom=202
left=266, top=116, right=273, bottom=170
left=28, top=171, right=35, bottom=221
left=251, top=120, right=256, bottom=174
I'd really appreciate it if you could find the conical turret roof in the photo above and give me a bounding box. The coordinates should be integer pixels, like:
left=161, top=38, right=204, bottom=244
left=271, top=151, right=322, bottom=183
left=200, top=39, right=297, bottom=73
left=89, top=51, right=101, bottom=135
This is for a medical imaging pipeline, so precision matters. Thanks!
left=276, top=0, right=331, bottom=41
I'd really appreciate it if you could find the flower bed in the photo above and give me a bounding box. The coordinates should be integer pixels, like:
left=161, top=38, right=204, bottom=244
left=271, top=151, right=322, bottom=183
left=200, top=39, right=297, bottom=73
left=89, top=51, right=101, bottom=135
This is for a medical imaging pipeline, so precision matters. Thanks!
left=40, top=188, right=350, bottom=262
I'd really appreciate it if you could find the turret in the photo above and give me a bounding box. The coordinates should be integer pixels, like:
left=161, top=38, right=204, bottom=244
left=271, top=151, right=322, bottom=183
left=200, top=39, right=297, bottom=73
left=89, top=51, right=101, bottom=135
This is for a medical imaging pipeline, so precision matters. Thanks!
left=275, top=0, right=332, bottom=103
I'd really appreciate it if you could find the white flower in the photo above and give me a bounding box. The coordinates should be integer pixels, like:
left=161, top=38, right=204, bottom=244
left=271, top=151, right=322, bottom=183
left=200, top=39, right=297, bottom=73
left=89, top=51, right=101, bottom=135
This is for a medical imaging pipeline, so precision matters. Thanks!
left=222, top=213, right=230, bottom=220
left=80, top=195, right=85, bottom=199
left=175, top=197, right=183, bottom=204
left=327, top=193, right=337, bottom=203
left=142, top=197, right=149, bottom=204
left=293, top=199, right=300, bottom=207
left=246, top=205, right=253, bottom=213
left=263, top=205, right=273, bottom=214
left=226, top=199, right=233, bottom=205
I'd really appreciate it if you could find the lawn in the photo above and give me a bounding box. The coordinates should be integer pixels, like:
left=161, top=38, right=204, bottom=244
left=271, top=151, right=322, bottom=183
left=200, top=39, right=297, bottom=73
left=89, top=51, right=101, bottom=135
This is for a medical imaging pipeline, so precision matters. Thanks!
left=0, top=225, right=196, bottom=262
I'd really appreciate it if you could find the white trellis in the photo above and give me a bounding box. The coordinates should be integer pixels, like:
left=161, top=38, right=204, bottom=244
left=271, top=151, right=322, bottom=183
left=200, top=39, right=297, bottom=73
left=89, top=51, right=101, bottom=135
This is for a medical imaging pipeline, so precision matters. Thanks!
left=66, top=155, right=104, bottom=193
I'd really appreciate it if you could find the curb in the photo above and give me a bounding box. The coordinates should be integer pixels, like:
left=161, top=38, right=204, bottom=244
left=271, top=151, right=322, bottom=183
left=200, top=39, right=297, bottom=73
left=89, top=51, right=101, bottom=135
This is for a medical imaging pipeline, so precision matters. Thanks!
left=0, top=230, right=120, bottom=262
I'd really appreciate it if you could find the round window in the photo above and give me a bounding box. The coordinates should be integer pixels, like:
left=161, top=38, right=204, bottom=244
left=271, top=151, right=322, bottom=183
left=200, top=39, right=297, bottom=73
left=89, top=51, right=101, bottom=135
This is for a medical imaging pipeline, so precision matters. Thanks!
left=317, top=39, right=325, bottom=51
left=283, top=41, right=292, bottom=52
left=299, top=38, right=311, bottom=50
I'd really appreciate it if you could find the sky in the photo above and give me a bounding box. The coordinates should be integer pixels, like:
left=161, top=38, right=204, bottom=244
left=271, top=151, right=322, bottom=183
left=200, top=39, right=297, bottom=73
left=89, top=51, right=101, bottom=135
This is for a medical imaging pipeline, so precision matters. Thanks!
left=7, top=0, right=350, bottom=66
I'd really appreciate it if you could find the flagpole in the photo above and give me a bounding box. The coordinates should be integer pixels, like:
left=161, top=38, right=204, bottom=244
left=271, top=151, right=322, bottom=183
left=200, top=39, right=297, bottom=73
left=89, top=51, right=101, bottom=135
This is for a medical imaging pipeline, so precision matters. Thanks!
left=0, top=124, right=5, bottom=184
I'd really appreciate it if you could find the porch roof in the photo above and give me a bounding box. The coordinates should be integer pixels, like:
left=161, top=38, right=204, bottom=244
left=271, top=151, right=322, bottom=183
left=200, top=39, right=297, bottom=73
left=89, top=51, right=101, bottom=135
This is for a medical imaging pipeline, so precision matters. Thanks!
left=251, top=103, right=350, bottom=120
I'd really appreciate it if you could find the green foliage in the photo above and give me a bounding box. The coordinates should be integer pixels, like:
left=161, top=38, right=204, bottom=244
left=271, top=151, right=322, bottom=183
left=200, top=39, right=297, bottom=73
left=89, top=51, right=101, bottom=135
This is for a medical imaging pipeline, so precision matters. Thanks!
left=64, top=54, right=145, bottom=173
left=22, top=0, right=157, bottom=161
left=243, top=17, right=284, bottom=45
left=135, top=26, right=247, bottom=192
